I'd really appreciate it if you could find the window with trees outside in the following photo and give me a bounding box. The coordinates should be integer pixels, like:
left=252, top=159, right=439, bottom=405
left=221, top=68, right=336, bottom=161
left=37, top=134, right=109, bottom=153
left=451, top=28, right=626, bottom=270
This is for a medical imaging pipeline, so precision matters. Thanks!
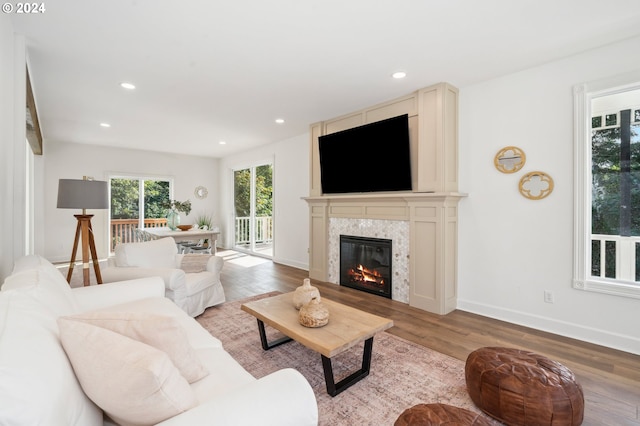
left=574, top=75, right=640, bottom=299
left=109, top=177, right=171, bottom=251
left=233, top=163, right=273, bottom=257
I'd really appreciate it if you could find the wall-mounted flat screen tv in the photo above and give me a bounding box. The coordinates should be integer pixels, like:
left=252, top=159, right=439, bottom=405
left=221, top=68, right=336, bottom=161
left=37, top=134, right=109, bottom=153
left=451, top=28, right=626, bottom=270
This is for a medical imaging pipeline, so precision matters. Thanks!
left=318, top=114, right=412, bottom=194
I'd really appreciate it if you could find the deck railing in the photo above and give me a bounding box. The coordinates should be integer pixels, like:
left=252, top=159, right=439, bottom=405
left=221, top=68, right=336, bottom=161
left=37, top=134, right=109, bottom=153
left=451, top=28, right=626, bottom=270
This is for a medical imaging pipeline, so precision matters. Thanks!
left=112, top=216, right=275, bottom=251
left=111, top=218, right=167, bottom=250
left=591, top=234, right=640, bottom=282
left=235, top=216, right=273, bottom=245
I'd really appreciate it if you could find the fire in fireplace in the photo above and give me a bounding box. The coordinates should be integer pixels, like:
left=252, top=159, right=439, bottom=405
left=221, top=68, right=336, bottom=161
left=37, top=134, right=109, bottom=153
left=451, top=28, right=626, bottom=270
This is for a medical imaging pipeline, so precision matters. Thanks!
left=340, top=235, right=392, bottom=299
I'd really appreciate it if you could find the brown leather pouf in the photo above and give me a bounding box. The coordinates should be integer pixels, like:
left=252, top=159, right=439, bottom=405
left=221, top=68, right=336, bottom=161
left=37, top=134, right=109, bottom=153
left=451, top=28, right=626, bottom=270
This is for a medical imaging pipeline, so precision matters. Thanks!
left=465, top=347, right=584, bottom=426
left=395, top=403, right=493, bottom=426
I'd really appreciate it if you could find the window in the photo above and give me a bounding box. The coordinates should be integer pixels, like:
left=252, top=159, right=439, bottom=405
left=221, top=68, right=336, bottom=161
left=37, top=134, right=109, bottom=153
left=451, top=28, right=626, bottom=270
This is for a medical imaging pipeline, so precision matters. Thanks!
left=109, top=176, right=171, bottom=251
left=573, top=73, right=640, bottom=299
left=591, top=106, right=640, bottom=280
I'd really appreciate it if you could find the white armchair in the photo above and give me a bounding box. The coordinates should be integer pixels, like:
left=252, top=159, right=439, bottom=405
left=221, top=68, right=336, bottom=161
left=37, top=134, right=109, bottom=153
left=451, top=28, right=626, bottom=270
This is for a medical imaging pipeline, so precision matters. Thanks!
left=102, top=237, right=225, bottom=317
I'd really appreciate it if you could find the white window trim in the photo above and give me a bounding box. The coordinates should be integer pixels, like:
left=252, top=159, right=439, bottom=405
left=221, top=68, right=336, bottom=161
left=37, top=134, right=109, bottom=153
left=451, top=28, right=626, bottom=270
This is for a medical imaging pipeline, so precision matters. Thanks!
left=106, top=172, right=175, bottom=249
left=573, top=70, right=640, bottom=299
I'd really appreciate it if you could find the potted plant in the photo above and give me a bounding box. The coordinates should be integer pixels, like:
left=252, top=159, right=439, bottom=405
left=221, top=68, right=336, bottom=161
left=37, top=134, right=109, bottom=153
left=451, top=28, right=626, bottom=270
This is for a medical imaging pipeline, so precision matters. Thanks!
left=162, top=199, right=192, bottom=230
left=195, top=213, right=214, bottom=247
left=195, top=213, right=213, bottom=229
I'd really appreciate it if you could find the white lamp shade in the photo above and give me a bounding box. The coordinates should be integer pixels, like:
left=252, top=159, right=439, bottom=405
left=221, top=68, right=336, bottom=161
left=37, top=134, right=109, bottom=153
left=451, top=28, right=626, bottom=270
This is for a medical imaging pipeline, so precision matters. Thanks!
left=57, top=179, right=108, bottom=210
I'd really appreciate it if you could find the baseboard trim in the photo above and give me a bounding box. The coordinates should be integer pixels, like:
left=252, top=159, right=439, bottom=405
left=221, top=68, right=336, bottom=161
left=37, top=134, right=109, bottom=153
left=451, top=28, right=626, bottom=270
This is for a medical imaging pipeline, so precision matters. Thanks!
left=272, top=257, right=308, bottom=271
left=457, top=299, right=640, bottom=356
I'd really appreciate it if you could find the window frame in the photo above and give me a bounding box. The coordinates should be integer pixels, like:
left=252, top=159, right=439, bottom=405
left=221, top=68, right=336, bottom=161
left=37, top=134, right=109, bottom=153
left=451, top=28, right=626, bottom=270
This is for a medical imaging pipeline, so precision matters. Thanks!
left=107, top=172, right=174, bottom=250
left=573, top=71, right=640, bottom=299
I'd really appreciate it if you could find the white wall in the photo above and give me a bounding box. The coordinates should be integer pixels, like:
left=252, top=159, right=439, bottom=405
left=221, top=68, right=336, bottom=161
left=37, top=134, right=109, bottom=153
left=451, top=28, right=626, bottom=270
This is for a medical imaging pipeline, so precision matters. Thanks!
left=44, top=141, right=219, bottom=262
left=219, top=133, right=310, bottom=270
left=0, top=17, right=28, bottom=281
left=458, top=35, right=640, bottom=355
left=0, top=15, right=15, bottom=280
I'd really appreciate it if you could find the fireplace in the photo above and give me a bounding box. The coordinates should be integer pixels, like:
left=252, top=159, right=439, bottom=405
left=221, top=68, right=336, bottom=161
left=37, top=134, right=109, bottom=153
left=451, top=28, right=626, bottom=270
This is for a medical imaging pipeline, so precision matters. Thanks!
left=340, top=235, right=392, bottom=299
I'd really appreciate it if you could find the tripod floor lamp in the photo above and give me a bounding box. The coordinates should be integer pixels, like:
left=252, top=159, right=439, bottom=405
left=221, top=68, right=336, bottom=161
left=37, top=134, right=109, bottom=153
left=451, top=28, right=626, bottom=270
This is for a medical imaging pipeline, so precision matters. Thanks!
left=57, top=177, right=108, bottom=286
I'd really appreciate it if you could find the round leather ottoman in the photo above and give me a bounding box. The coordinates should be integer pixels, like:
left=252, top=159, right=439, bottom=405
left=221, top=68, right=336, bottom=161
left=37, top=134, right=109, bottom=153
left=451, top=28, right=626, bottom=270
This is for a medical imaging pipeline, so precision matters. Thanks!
left=465, top=347, right=584, bottom=426
left=395, top=403, right=493, bottom=426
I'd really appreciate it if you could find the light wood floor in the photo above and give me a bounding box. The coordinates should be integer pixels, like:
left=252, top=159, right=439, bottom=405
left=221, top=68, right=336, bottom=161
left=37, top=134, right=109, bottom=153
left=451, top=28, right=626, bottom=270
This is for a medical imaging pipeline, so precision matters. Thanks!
left=217, top=251, right=640, bottom=425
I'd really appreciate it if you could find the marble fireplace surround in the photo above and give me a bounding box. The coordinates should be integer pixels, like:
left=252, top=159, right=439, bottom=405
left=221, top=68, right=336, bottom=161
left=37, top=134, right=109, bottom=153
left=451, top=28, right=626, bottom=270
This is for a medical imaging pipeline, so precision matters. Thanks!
left=305, top=192, right=465, bottom=315
left=328, top=218, right=410, bottom=303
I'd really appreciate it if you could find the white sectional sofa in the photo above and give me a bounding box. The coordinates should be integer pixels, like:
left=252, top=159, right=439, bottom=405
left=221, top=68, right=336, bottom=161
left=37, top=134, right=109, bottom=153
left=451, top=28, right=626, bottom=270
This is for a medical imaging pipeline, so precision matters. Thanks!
left=0, top=255, right=318, bottom=426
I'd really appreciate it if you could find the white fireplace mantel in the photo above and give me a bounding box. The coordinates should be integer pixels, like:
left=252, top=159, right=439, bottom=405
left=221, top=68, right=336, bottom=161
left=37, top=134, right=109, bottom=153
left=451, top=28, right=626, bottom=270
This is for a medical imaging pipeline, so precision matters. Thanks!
left=304, top=192, right=466, bottom=315
left=305, top=83, right=463, bottom=315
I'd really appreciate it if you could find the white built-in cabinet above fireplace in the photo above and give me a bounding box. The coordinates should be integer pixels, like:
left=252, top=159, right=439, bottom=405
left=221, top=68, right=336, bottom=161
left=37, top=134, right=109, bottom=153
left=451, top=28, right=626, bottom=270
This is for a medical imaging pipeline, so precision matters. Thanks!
left=304, top=83, right=466, bottom=315
left=309, top=82, right=459, bottom=196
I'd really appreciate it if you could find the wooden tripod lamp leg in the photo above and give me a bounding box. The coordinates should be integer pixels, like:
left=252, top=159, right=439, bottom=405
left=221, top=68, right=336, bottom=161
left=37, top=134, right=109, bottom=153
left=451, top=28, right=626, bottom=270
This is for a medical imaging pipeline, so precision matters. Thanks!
left=87, top=219, right=103, bottom=284
left=66, top=220, right=82, bottom=284
left=80, top=217, right=91, bottom=286
left=67, top=215, right=103, bottom=287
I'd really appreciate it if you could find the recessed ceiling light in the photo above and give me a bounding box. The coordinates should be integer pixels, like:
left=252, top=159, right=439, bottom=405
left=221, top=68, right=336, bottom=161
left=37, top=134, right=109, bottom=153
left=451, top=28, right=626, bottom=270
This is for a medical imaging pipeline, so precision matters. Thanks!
left=275, top=118, right=285, bottom=124
left=100, top=123, right=111, bottom=128
left=219, top=141, right=227, bottom=145
left=392, top=71, right=407, bottom=79
left=120, top=82, right=136, bottom=90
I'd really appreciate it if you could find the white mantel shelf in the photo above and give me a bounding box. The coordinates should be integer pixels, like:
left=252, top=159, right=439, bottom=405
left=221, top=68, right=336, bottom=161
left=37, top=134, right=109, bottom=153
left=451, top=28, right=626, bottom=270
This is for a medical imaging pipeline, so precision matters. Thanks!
left=303, top=192, right=468, bottom=203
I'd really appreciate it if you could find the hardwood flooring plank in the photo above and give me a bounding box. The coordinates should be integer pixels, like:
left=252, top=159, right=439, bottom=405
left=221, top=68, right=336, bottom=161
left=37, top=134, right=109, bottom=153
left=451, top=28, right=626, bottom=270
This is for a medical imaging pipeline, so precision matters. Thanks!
left=217, top=256, right=640, bottom=426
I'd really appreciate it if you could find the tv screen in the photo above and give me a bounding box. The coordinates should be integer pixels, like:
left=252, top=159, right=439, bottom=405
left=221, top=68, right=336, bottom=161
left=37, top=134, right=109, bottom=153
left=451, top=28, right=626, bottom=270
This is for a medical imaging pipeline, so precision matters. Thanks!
left=318, top=114, right=412, bottom=194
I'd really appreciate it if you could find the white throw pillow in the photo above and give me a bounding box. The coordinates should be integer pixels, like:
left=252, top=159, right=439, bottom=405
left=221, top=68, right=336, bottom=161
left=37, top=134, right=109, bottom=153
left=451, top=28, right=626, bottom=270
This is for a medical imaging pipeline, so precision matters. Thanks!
left=64, top=311, right=209, bottom=383
left=180, top=254, right=212, bottom=273
left=58, top=318, right=197, bottom=426
left=114, top=237, right=178, bottom=268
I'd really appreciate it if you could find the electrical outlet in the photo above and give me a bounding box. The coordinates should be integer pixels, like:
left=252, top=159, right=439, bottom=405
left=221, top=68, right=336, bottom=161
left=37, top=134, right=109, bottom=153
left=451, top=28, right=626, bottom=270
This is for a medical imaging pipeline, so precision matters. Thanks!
left=544, top=290, right=554, bottom=303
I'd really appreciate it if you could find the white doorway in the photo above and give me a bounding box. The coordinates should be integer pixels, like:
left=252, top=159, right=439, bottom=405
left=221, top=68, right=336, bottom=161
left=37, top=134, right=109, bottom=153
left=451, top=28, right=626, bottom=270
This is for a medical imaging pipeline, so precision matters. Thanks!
left=233, top=163, right=273, bottom=258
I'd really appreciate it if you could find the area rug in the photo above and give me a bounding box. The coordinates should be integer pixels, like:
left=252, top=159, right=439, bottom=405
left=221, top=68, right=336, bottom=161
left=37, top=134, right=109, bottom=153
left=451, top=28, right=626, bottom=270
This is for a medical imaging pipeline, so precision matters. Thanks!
left=197, top=293, right=498, bottom=425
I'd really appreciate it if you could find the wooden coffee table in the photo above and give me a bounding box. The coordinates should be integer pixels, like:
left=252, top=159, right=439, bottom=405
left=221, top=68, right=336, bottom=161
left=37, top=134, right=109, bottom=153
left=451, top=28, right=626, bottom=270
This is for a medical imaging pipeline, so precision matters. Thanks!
left=241, top=292, right=393, bottom=396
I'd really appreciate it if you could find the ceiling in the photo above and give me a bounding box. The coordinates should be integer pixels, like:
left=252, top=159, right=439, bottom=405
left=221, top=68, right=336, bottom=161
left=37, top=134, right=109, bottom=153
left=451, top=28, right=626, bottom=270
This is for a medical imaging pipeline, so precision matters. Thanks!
left=11, top=0, right=640, bottom=158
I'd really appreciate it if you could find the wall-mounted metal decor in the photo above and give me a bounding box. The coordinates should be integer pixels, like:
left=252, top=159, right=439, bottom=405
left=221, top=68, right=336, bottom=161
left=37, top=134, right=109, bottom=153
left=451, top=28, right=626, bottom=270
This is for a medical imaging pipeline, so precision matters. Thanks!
left=519, top=171, right=554, bottom=200
left=494, top=146, right=526, bottom=174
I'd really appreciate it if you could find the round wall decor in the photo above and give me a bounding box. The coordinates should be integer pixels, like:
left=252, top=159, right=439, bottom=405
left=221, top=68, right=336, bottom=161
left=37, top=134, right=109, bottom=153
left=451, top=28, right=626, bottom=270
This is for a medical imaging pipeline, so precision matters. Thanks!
left=494, top=146, right=526, bottom=174
left=194, top=186, right=208, bottom=199
left=519, top=171, right=554, bottom=200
